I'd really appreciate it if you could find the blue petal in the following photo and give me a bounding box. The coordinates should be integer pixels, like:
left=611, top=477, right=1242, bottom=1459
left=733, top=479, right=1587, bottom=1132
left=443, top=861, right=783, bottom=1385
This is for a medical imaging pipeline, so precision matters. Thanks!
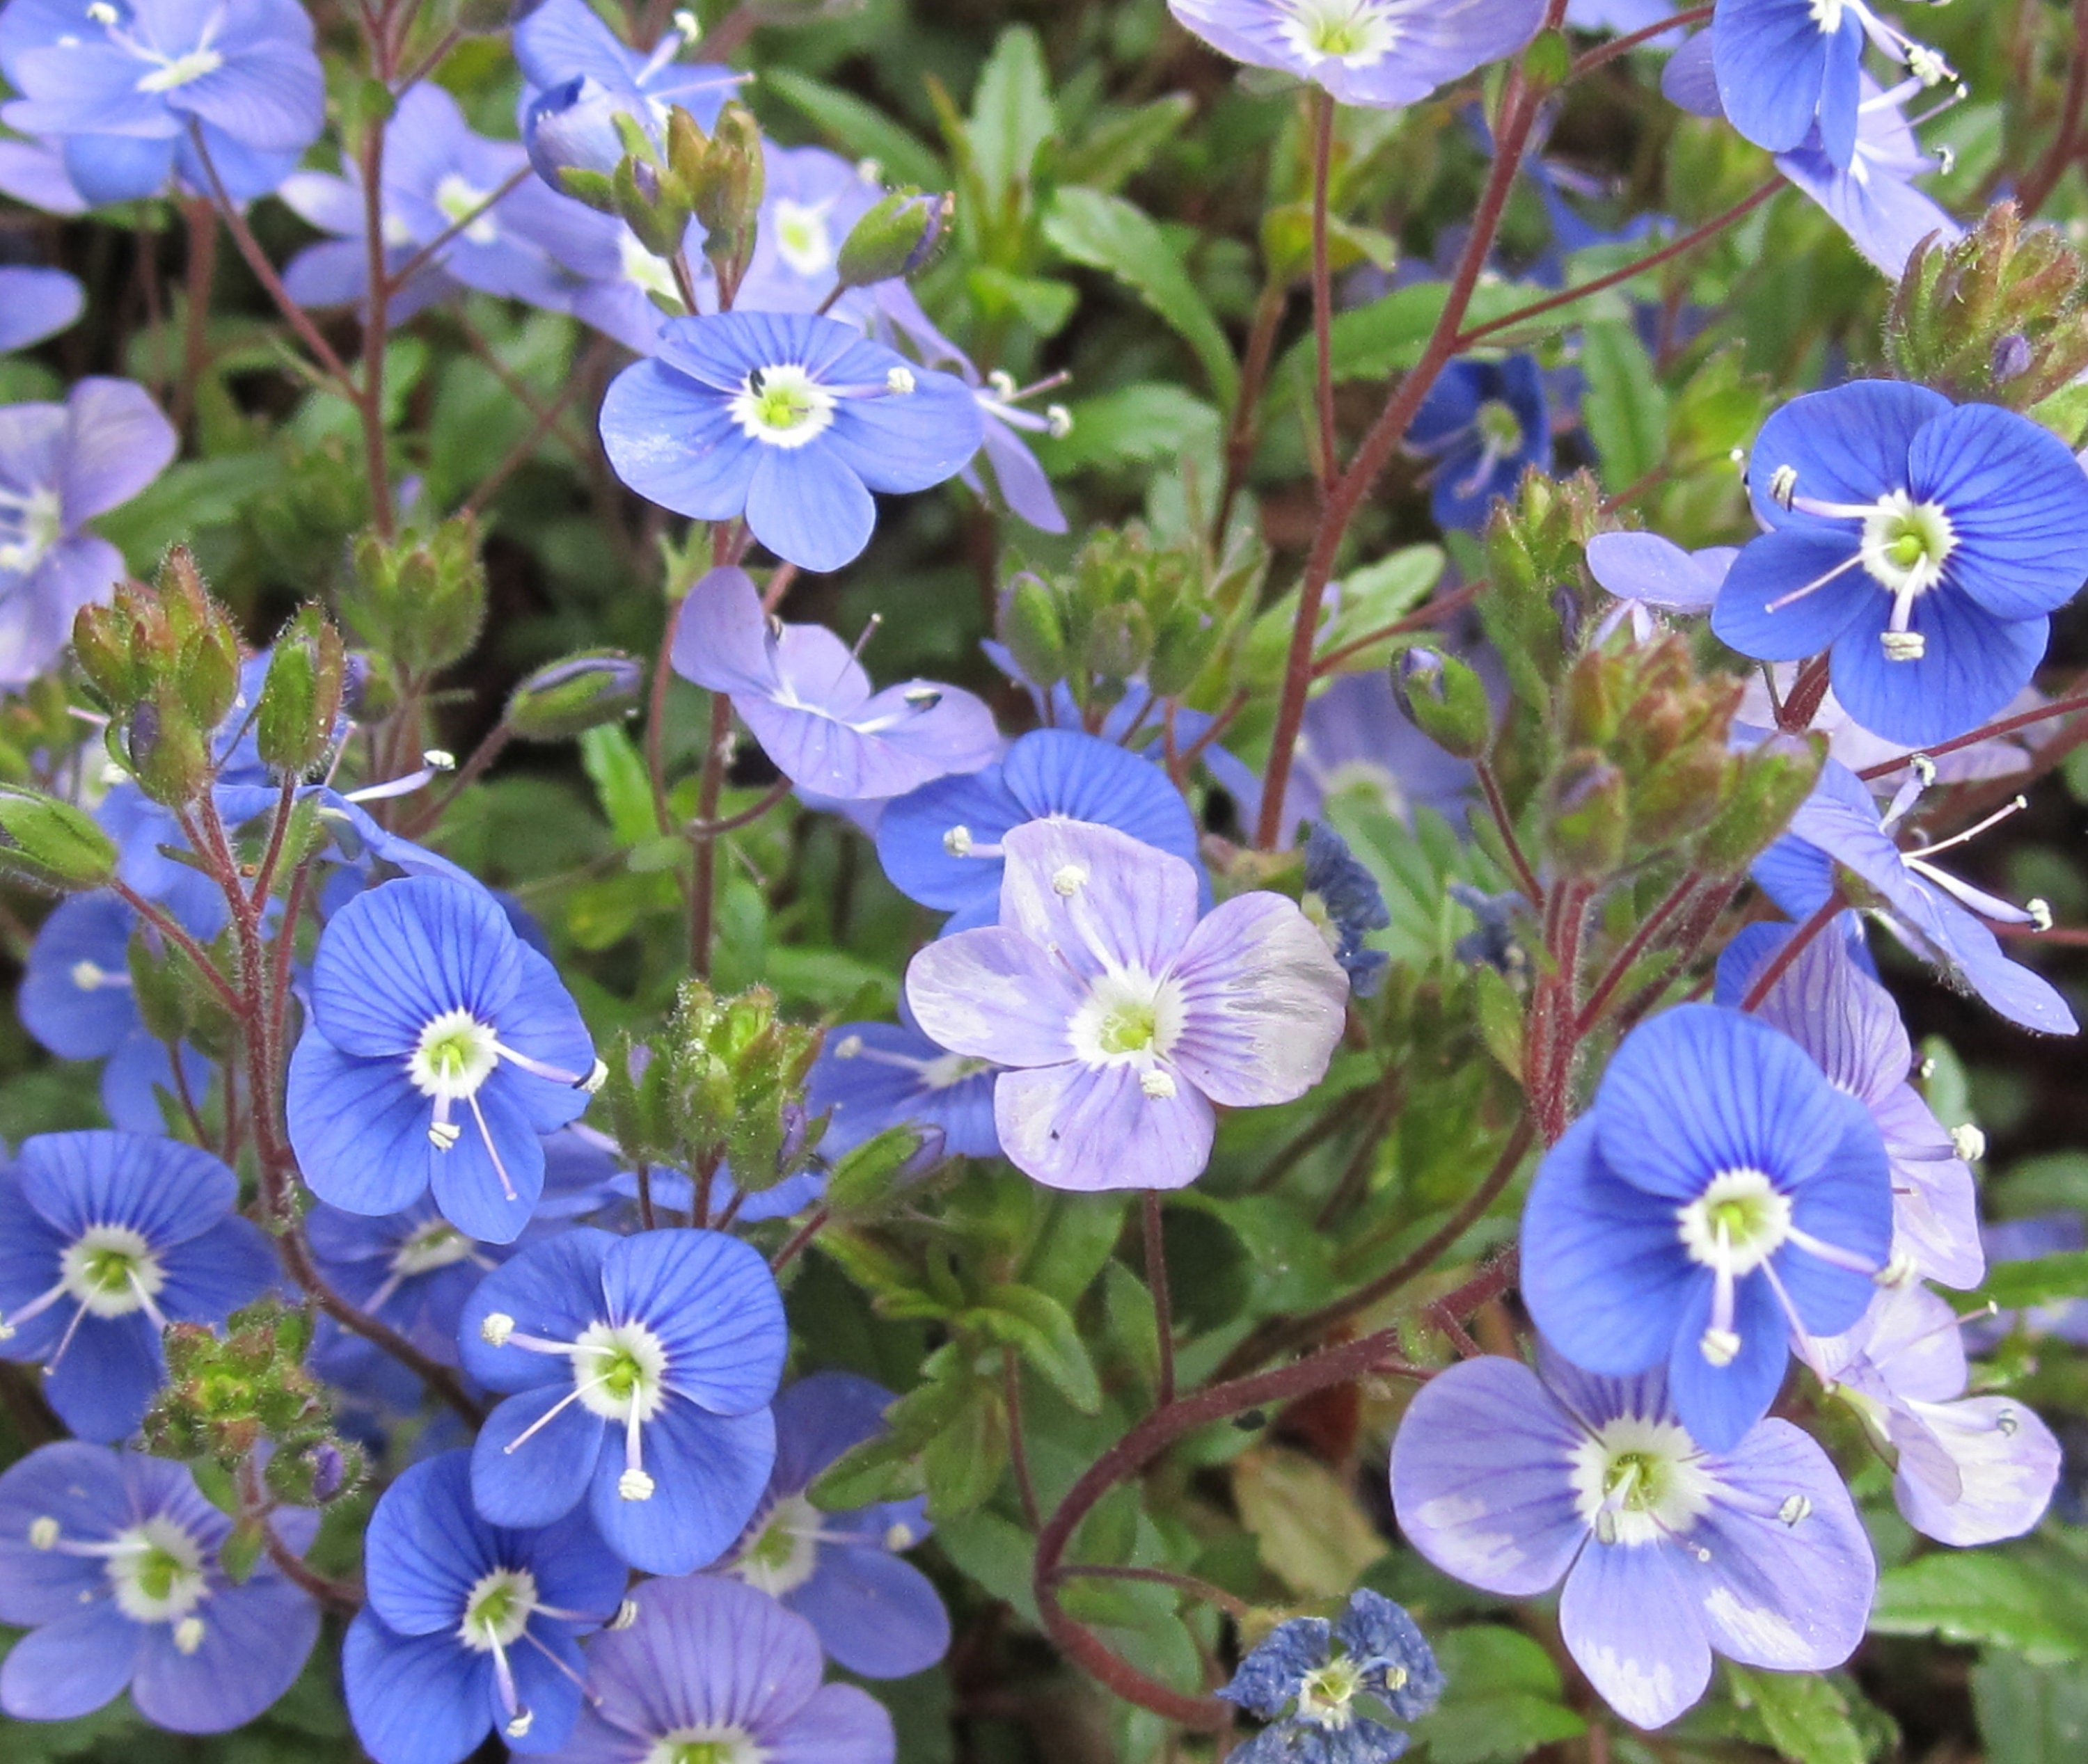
left=18, top=1129, right=237, bottom=1246
left=0, top=1442, right=129, bottom=1623
left=0, top=265, right=81, bottom=351
left=0, top=1172, right=71, bottom=1361
left=744, top=440, right=875, bottom=575
left=18, top=893, right=137, bottom=1059
left=43, top=1310, right=164, bottom=1442
left=285, top=1033, right=438, bottom=1220
left=131, top=1569, right=318, bottom=1733
left=363, top=1454, right=493, bottom=1636
left=791, top=1548, right=951, bottom=1678
left=342, top=1612, right=493, bottom=1764
left=0, top=1602, right=141, bottom=1722
left=503, top=1618, right=590, bottom=1754
left=1712, top=0, right=1833, bottom=154
left=425, top=1077, right=546, bottom=1246
left=874, top=763, right=1025, bottom=913
left=1828, top=596, right=2045, bottom=749
left=1743, top=380, right=1947, bottom=532
left=1666, top=1273, right=1789, bottom=1453
left=1556, top=1528, right=1711, bottom=1731
left=1909, top=402, right=2088, bottom=621
left=1816, top=15, right=1862, bottom=170
left=157, top=1216, right=276, bottom=1324
left=590, top=1401, right=775, bottom=1573
left=311, top=876, right=519, bottom=1058
left=670, top=566, right=777, bottom=697
left=823, top=367, right=985, bottom=495
left=472, top=1386, right=605, bottom=1529
left=603, top=1230, right=785, bottom=1416
left=101, top=1035, right=215, bottom=1136
left=459, top=1229, right=615, bottom=1391
left=771, top=1371, right=894, bottom=1493
left=599, top=358, right=759, bottom=521
left=1711, top=528, right=1869, bottom=661
left=62, top=131, right=175, bottom=204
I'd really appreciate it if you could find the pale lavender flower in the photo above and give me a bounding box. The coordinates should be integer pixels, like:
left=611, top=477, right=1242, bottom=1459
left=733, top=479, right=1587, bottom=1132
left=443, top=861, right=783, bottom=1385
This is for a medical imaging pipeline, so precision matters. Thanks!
left=1583, top=532, right=1735, bottom=643
left=1391, top=1345, right=1874, bottom=1731
left=1815, top=1279, right=2061, bottom=1546
left=904, top=818, right=1348, bottom=1192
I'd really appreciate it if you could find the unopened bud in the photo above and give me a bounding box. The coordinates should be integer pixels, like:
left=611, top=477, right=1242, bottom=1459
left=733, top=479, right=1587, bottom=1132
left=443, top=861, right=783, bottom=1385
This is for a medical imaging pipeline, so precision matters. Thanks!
left=0, top=786, right=118, bottom=890
left=257, top=606, right=347, bottom=778
left=1393, top=648, right=1492, bottom=761
left=836, top=189, right=954, bottom=289
left=523, top=76, right=646, bottom=210
left=505, top=649, right=644, bottom=742
left=1542, top=752, right=1628, bottom=877
left=1992, top=333, right=2034, bottom=384
left=997, top=573, right=1070, bottom=692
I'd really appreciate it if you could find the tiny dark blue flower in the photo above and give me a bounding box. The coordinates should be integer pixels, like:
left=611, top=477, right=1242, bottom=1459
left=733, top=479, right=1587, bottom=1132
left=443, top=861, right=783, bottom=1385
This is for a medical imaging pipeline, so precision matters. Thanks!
left=1304, top=824, right=1391, bottom=997
left=459, top=1225, right=786, bottom=1574
left=1407, top=356, right=1551, bottom=532
left=1220, top=1590, right=1444, bottom=1764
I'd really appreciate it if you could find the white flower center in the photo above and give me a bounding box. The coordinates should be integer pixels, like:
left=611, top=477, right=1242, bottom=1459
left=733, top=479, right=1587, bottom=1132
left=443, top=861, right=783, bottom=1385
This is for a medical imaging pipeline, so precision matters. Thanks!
left=61, top=1225, right=166, bottom=1321
left=1568, top=1414, right=1716, bottom=1548
left=572, top=1320, right=670, bottom=1425
left=646, top=1728, right=769, bottom=1764
left=1676, top=1169, right=1792, bottom=1277
left=1280, top=0, right=1398, bottom=65
left=408, top=1008, right=500, bottom=1102
left=729, top=364, right=837, bottom=448
left=1069, top=968, right=1184, bottom=1067
left=107, top=1518, right=209, bottom=1623
left=1296, top=1658, right=1365, bottom=1728
left=134, top=45, right=221, bottom=90
left=391, top=1220, right=476, bottom=1278
left=729, top=1492, right=823, bottom=1597
left=1810, top=0, right=1844, bottom=30
left=772, top=198, right=837, bottom=279
left=433, top=173, right=500, bottom=247
left=458, top=1566, right=538, bottom=1651
left=0, top=484, right=64, bottom=575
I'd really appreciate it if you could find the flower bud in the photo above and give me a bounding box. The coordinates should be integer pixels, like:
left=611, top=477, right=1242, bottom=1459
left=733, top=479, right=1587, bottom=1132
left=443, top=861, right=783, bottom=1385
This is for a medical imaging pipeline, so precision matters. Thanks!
left=258, top=606, right=347, bottom=778
left=1394, top=648, right=1492, bottom=761
left=693, top=102, right=764, bottom=279
left=998, top=573, right=1070, bottom=692
left=0, top=785, right=118, bottom=890
left=125, top=697, right=214, bottom=806
left=1695, top=732, right=1826, bottom=877
left=836, top=189, right=954, bottom=289
left=72, top=597, right=149, bottom=710
left=1542, top=752, right=1628, bottom=878
left=523, top=75, right=644, bottom=209
left=505, top=649, right=644, bottom=742
left=345, top=517, right=487, bottom=675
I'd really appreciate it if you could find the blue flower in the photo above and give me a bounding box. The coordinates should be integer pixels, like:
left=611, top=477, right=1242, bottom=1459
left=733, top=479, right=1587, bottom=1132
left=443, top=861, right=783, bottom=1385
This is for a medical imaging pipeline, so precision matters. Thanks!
left=1304, top=824, right=1391, bottom=996
left=1710, top=0, right=1870, bottom=166
left=599, top=310, right=985, bottom=573
left=285, top=875, right=601, bottom=1245
left=1753, top=755, right=2078, bottom=1035
left=1585, top=531, right=1734, bottom=643
left=306, top=1198, right=512, bottom=1368
left=343, top=1450, right=626, bottom=1764
left=1167, top=0, right=1544, bottom=109
left=459, top=1225, right=786, bottom=1574
left=1711, top=381, right=2088, bottom=747
left=0, top=264, right=81, bottom=351
left=0, top=1131, right=274, bottom=1442
left=542, top=1573, right=894, bottom=1764
left=0, top=376, right=176, bottom=688
left=1521, top=1003, right=1894, bottom=1450
left=0, top=1441, right=320, bottom=1730
left=1219, top=1590, right=1442, bottom=1764
left=876, top=727, right=1204, bottom=932
left=0, top=0, right=322, bottom=205
left=1408, top=356, right=1552, bottom=532
left=670, top=565, right=999, bottom=801
left=724, top=1372, right=951, bottom=1678
left=807, top=1013, right=1002, bottom=1161
left=18, top=892, right=214, bottom=1134
left=513, top=0, right=736, bottom=143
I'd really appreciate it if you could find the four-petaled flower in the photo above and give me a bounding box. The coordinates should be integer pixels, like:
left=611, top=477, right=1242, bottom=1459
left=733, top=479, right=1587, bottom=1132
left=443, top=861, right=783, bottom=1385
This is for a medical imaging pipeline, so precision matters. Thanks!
left=1408, top=356, right=1552, bottom=534
left=905, top=818, right=1350, bottom=1192
left=1219, top=1589, right=1443, bottom=1764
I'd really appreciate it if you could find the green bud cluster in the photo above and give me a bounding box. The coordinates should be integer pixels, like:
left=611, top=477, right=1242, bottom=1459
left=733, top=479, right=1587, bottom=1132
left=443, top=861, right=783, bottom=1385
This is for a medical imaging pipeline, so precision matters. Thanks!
left=72, top=548, right=244, bottom=806
left=0, top=784, right=118, bottom=891
left=146, top=1301, right=365, bottom=1507
left=581, top=102, right=766, bottom=299
left=345, top=516, right=487, bottom=676
left=1888, top=202, right=2088, bottom=425
left=1478, top=470, right=1603, bottom=722
left=596, top=980, right=823, bottom=1198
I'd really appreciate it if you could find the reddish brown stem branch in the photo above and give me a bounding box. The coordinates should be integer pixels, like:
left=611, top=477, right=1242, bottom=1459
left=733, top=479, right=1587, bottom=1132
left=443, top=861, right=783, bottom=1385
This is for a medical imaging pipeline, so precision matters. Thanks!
left=1477, top=761, right=1543, bottom=904
left=1567, top=3, right=1714, bottom=81
left=2017, top=0, right=2088, bottom=216
left=1739, top=892, right=1844, bottom=1012
left=1310, top=580, right=1484, bottom=678
left=1308, top=88, right=1339, bottom=493
left=1856, top=688, right=2088, bottom=781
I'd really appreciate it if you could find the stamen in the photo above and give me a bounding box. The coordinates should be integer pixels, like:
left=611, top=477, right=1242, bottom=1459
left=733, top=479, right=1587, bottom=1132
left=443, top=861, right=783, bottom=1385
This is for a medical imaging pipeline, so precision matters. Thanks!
left=1905, top=796, right=2028, bottom=861
left=467, top=1093, right=519, bottom=1201
left=1764, top=548, right=1867, bottom=612
left=503, top=1375, right=615, bottom=1454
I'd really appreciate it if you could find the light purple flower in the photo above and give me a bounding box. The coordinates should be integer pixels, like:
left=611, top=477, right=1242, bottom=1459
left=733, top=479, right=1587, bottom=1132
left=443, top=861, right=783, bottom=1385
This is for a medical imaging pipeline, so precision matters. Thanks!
left=0, top=136, right=88, bottom=214
left=904, top=818, right=1349, bottom=1192
left=1715, top=917, right=1983, bottom=1288
left=1168, top=0, right=1545, bottom=109
left=0, top=266, right=82, bottom=353
left=670, top=566, right=999, bottom=802
left=1391, top=1346, right=1874, bottom=1731
left=1815, top=1278, right=2060, bottom=1546
left=0, top=376, right=176, bottom=688
left=1584, top=532, right=1735, bottom=643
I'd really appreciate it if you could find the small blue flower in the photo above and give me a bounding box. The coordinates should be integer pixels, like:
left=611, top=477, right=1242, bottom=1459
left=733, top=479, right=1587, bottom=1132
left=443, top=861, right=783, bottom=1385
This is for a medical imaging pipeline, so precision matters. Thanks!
left=343, top=1450, right=626, bottom=1764
left=600, top=309, right=985, bottom=573
left=513, top=0, right=736, bottom=143
left=807, top=1014, right=1002, bottom=1162
left=285, top=876, right=601, bottom=1245
left=1304, top=824, right=1391, bottom=996
left=459, top=1225, right=786, bottom=1574
left=1408, top=356, right=1552, bottom=532
left=1521, top=1003, right=1894, bottom=1450
left=876, top=727, right=1204, bottom=932
left=1711, top=381, right=2088, bottom=747
left=725, top=1372, right=951, bottom=1679
left=541, top=1573, right=894, bottom=1764
left=0, top=1131, right=274, bottom=1442
left=1220, top=1590, right=1443, bottom=1764
left=0, top=1441, right=320, bottom=1731
left=306, top=1198, right=511, bottom=1369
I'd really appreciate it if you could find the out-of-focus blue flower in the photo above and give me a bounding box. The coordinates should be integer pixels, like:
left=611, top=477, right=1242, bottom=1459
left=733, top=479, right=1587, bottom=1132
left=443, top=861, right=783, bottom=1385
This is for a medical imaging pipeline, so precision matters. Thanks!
left=280, top=84, right=610, bottom=324
left=306, top=1197, right=512, bottom=1369
left=1970, top=1214, right=2088, bottom=1349
left=601, top=309, right=983, bottom=573
left=1392, top=1345, right=1875, bottom=1731
left=285, top=876, right=600, bottom=1245
left=512, top=0, right=736, bottom=143
left=0, top=1131, right=274, bottom=1442
left=344, top=1450, right=625, bottom=1763
left=0, top=265, right=81, bottom=351
left=1521, top=1003, right=1893, bottom=1451
left=18, top=891, right=214, bottom=1134
left=1585, top=532, right=1734, bottom=642
left=807, top=1013, right=1001, bottom=1162
left=725, top=1372, right=950, bottom=1678
left=876, top=727, right=1203, bottom=932
left=670, top=566, right=999, bottom=800
left=906, top=819, right=1348, bottom=1192
left=535, top=1573, right=895, bottom=1764
left=0, top=136, right=88, bottom=214
left=0, top=0, right=322, bottom=205
left=460, top=1225, right=786, bottom=1574
left=0, top=376, right=175, bottom=688
left=1221, top=1589, right=1441, bottom=1764
left=1304, top=823, right=1391, bottom=996
left=1712, top=381, right=2088, bottom=748
left=0, top=1441, right=319, bottom=1730
left=1409, top=356, right=1551, bottom=532
left=1753, top=756, right=2078, bottom=1035
left=1168, top=0, right=1544, bottom=109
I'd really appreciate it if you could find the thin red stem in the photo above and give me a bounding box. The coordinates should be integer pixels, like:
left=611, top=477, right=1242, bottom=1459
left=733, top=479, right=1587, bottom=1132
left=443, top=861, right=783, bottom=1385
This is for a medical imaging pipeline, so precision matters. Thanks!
left=1309, top=88, right=1339, bottom=493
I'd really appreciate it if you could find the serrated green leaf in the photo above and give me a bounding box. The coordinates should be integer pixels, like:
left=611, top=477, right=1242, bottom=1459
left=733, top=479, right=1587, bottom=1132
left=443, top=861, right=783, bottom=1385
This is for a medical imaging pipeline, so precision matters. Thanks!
left=1581, top=318, right=1669, bottom=494
left=758, top=69, right=943, bottom=190
left=1726, top=1665, right=1870, bottom=1764
left=1043, top=187, right=1240, bottom=405
left=970, top=1284, right=1103, bottom=1414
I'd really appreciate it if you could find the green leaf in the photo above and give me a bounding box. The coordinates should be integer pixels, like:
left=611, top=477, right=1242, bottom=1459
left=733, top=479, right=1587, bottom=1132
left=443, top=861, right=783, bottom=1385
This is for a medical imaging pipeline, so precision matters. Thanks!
left=1581, top=318, right=1670, bottom=495
left=1021, top=1191, right=1130, bottom=1307
left=965, top=265, right=1081, bottom=334
left=1410, top=1626, right=1585, bottom=1764
left=578, top=724, right=657, bottom=848
left=1043, top=188, right=1240, bottom=405
left=971, top=1284, right=1104, bottom=1415
left=1869, top=1550, right=2088, bottom=1664
left=918, top=1376, right=1009, bottom=1521
left=969, top=25, right=1057, bottom=199
left=1034, top=383, right=1222, bottom=474
left=1231, top=1446, right=1386, bottom=1598
left=1975, top=1251, right=2088, bottom=1310
left=1270, top=280, right=1549, bottom=397
left=934, top=1510, right=1041, bottom=1626
left=1315, top=544, right=1446, bottom=669
left=1726, top=1665, right=1870, bottom=1764
left=94, top=454, right=282, bottom=572
left=1974, top=1651, right=2088, bottom=1764
left=758, top=69, right=944, bottom=190
left=1057, top=93, right=1194, bottom=194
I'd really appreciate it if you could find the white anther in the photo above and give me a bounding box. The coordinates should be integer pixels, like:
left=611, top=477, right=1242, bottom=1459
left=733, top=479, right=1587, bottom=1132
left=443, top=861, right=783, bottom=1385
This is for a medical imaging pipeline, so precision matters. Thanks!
left=1046, top=404, right=1073, bottom=438
left=1951, top=1123, right=1987, bottom=1162
left=884, top=1522, right=915, bottom=1551
left=86, top=1, right=116, bottom=19
left=987, top=370, right=1017, bottom=399
left=942, top=825, right=974, bottom=857
left=1139, top=1070, right=1178, bottom=1100
left=1729, top=447, right=1747, bottom=467
left=672, top=8, right=699, bottom=37
left=886, top=367, right=916, bottom=395
left=1777, top=1493, right=1812, bottom=1527
left=423, top=749, right=457, bottom=771
left=1881, top=630, right=1927, bottom=661
left=506, top=1710, right=535, bottom=1740
left=1700, top=1327, right=1741, bottom=1367
left=1910, top=752, right=1938, bottom=787
left=1876, top=1249, right=1919, bottom=1287
left=611, top=1598, right=640, bottom=1630
left=480, top=1312, right=516, bottom=1347
left=1919, top=1056, right=1936, bottom=1079
left=579, top=1058, right=608, bottom=1094
left=1768, top=464, right=1799, bottom=510
left=28, top=1517, right=58, bottom=1550
left=855, top=157, right=882, bottom=184
left=901, top=687, right=942, bottom=710
left=2029, top=898, right=2055, bottom=933
left=1937, top=143, right=1958, bottom=175
left=1908, top=45, right=1949, bottom=84
left=428, top=1120, right=462, bottom=1152
left=835, top=1034, right=863, bottom=1059
left=1052, top=864, right=1088, bottom=897
left=617, top=1468, right=656, bottom=1502
left=173, top=1617, right=205, bottom=1655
